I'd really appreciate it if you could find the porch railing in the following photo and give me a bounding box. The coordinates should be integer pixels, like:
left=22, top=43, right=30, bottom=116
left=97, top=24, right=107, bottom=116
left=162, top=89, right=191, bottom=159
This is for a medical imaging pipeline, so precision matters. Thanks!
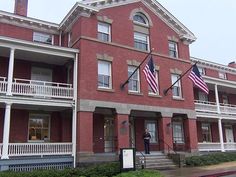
left=11, top=78, right=73, bottom=99
left=0, top=143, right=2, bottom=157
left=0, top=77, right=7, bottom=93
left=198, top=142, right=236, bottom=151
left=8, top=143, right=73, bottom=157
left=195, top=100, right=236, bottom=116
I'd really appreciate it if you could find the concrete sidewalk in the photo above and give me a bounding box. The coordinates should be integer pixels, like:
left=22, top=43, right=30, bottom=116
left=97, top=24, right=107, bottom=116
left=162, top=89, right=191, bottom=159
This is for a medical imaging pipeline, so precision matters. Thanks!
left=160, top=161, right=236, bottom=177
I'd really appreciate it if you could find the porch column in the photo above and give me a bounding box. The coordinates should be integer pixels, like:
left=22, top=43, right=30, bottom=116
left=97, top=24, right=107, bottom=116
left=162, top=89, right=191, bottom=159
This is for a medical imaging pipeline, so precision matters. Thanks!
left=115, top=114, right=130, bottom=150
left=72, top=106, right=77, bottom=168
left=77, top=111, right=93, bottom=153
left=159, top=117, right=173, bottom=153
left=184, top=119, right=198, bottom=153
left=218, top=118, right=225, bottom=152
left=6, top=48, right=15, bottom=96
left=214, top=84, right=220, bottom=114
left=1, top=103, right=11, bottom=159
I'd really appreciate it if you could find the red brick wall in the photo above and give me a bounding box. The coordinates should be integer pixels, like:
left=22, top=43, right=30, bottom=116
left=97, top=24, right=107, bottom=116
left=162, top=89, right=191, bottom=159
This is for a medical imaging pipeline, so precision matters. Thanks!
left=50, top=112, right=62, bottom=142
left=211, top=122, right=219, bottom=142
left=61, top=114, right=72, bottom=142
left=159, top=117, right=173, bottom=151
left=10, top=109, right=29, bottom=143
left=196, top=121, right=203, bottom=142
left=0, top=57, right=8, bottom=77
left=93, top=114, right=104, bottom=153
left=184, top=119, right=198, bottom=151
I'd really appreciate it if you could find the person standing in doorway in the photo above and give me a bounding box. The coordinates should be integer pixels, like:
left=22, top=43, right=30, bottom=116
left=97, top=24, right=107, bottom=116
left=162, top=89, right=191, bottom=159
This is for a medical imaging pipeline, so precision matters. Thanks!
left=143, top=128, right=151, bottom=154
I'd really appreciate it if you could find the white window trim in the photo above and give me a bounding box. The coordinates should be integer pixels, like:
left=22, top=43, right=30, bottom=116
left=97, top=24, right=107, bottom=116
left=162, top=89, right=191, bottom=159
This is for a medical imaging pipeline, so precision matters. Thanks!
left=28, top=114, right=51, bottom=143
left=145, top=120, right=158, bottom=144
left=33, top=32, right=54, bottom=45
left=172, top=121, right=184, bottom=144
left=219, top=71, right=227, bottom=80
left=201, top=123, right=212, bottom=143
left=98, top=22, right=111, bottom=42
left=171, top=74, right=182, bottom=99
left=133, top=13, right=149, bottom=27
left=128, top=65, right=140, bottom=93
left=169, top=41, right=178, bottom=58
left=68, top=32, right=72, bottom=47
left=98, top=60, right=112, bottom=89
left=134, top=32, right=150, bottom=52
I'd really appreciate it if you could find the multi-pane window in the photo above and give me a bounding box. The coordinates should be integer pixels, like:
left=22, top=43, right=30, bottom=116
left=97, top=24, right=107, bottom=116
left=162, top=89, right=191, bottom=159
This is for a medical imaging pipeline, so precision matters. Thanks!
left=128, top=66, right=140, bottom=92
left=33, top=32, right=53, bottom=45
left=134, top=32, right=149, bottom=51
left=173, top=121, right=184, bottom=143
left=219, top=71, right=227, bottom=80
left=98, top=22, right=111, bottom=42
left=98, top=60, right=112, bottom=89
left=145, top=121, right=158, bottom=143
left=201, top=123, right=212, bottom=142
left=133, top=13, right=148, bottom=25
left=148, top=71, right=159, bottom=95
left=171, top=74, right=182, bottom=98
left=28, top=114, right=50, bottom=141
left=168, top=41, right=178, bottom=58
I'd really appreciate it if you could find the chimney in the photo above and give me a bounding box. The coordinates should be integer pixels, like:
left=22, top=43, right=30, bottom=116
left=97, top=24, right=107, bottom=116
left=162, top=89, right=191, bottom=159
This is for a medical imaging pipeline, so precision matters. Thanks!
left=14, top=0, right=28, bottom=17
left=228, top=61, right=236, bottom=68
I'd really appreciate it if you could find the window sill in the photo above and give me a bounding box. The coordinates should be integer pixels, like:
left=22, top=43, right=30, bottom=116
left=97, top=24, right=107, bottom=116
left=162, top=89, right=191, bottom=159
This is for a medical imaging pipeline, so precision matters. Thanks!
left=148, top=94, right=162, bottom=98
left=172, top=97, right=184, bottom=101
left=128, top=91, right=143, bottom=96
left=97, top=87, right=115, bottom=93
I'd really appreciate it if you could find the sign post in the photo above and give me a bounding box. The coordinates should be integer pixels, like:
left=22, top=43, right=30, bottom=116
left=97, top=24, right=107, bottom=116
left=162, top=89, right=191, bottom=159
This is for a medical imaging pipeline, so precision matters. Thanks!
left=120, top=148, right=136, bottom=172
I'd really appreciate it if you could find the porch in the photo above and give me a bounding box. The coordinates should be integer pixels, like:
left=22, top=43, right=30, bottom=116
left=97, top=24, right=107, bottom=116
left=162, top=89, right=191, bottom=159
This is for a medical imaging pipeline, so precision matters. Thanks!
left=198, top=142, right=236, bottom=152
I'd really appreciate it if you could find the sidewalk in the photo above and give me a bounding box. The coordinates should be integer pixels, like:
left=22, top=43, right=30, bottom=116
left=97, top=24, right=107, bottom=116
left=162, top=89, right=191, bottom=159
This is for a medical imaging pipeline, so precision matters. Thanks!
left=160, top=161, right=236, bottom=177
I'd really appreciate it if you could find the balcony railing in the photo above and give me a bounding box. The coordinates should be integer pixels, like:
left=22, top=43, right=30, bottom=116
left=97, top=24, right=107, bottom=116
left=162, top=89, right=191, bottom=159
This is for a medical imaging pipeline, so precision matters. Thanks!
left=198, top=142, right=236, bottom=151
left=195, top=100, right=236, bottom=115
left=11, top=78, right=73, bottom=99
left=0, top=77, right=7, bottom=93
left=8, top=142, right=73, bottom=157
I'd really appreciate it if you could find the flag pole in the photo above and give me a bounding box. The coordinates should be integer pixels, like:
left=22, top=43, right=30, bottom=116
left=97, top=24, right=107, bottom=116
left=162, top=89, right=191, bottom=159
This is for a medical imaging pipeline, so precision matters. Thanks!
left=163, top=61, right=199, bottom=96
left=120, top=48, right=154, bottom=90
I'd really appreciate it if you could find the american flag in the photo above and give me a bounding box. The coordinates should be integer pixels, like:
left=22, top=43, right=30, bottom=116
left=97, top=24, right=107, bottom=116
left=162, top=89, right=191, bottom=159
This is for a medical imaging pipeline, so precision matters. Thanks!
left=143, top=56, right=158, bottom=94
left=188, top=64, right=209, bottom=94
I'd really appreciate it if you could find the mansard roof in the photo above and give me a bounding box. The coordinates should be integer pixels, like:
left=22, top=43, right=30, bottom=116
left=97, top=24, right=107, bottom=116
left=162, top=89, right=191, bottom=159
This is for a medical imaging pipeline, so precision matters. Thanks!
left=79, top=0, right=196, bottom=43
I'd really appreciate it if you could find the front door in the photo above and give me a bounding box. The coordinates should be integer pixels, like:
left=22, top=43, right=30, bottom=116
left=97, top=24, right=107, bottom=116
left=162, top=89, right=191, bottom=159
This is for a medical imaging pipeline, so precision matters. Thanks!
left=225, top=126, right=234, bottom=143
left=104, top=118, right=114, bottom=152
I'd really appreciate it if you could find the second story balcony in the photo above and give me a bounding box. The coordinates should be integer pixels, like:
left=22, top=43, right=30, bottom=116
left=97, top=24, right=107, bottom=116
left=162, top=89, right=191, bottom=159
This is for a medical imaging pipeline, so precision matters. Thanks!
left=0, top=77, right=73, bottom=99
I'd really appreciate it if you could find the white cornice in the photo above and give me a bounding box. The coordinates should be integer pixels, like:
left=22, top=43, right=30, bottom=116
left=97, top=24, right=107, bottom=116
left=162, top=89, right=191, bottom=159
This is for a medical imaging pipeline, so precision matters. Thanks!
left=191, top=57, right=236, bottom=74
left=0, top=10, right=59, bottom=33
left=203, top=76, right=236, bottom=89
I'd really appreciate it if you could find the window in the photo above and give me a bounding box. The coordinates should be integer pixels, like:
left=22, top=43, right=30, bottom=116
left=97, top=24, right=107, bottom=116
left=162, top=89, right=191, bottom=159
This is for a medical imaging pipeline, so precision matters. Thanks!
left=134, top=32, right=149, bottom=51
left=168, top=41, right=178, bottom=58
left=33, top=32, right=53, bottom=45
left=171, top=74, right=182, bottom=98
left=98, top=60, right=112, bottom=89
left=128, top=66, right=140, bottom=92
left=201, top=123, right=212, bottom=142
left=145, top=121, right=158, bottom=143
left=28, top=114, right=50, bottom=141
left=219, top=71, right=227, bottom=80
left=148, top=71, right=159, bottom=95
left=98, top=22, right=111, bottom=42
left=198, top=91, right=208, bottom=102
left=173, top=121, right=184, bottom=143
left=133, top=13, right=148, bottom=25
left=222, top=95, right=229, bottom=105
left=198, top=67, right=205, bottom=75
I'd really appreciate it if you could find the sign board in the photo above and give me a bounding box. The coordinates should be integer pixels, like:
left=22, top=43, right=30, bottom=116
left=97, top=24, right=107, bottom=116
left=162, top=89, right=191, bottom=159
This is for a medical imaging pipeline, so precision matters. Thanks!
left=120, top=148, right=135, bottom=172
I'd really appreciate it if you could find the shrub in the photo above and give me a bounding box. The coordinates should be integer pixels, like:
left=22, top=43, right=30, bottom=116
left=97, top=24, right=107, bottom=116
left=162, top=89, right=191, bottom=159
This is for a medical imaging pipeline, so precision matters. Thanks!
left=185, top=152, right=236, bottom=167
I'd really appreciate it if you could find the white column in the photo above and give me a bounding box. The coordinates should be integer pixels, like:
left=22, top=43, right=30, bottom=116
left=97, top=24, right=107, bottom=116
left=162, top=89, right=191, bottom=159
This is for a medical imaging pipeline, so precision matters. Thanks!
left=214, top=84, right=220, bottom=114
left=1, top=103, right=12, bottom=159
left=72, top=53, right=78, bottom=168
left=6, top=48, right=15, bottom=96
left=218, top=118, right=225, bottom=152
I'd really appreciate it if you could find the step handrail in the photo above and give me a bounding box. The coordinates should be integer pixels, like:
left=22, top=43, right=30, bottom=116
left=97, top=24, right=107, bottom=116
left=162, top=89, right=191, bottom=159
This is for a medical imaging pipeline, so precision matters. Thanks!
left=130, top=138, right=146, bottom=168
left=159, top=139, right=177, bottom=155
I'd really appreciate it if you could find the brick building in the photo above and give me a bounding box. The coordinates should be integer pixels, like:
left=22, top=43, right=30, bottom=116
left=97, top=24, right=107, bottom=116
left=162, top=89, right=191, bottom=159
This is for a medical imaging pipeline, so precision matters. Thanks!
left=0, top=0, right=235, bottom=171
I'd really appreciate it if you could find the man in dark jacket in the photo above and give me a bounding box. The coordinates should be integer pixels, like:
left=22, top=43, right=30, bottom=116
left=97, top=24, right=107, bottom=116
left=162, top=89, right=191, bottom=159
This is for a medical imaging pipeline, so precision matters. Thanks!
left=143, top=128, right=151, bottom=154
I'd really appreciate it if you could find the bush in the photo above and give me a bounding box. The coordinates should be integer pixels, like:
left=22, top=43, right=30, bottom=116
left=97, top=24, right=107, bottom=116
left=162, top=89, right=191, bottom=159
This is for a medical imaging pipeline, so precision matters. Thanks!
left=185, top=152, right=236, bottom=167
left=113, top=170, right=163, bottom=177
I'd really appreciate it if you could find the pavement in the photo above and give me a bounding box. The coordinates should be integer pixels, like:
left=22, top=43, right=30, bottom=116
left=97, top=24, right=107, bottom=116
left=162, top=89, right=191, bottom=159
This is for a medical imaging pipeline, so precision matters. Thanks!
left=160, top=161, right=236, bottom=177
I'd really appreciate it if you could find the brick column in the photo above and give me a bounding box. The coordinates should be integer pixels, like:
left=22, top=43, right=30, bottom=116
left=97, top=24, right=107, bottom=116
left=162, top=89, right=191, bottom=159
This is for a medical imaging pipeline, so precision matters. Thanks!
left=77, top=111, right=93, bottom=153
left=159, top=117, right=173, bottom=153
left=115, top=114, right=130, bottom=151
left=184, top=119, right=198, bottom=153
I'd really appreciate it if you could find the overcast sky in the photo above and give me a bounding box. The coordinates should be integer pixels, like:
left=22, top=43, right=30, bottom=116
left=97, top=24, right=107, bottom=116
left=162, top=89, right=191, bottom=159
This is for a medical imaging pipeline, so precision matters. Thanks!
left=0, top=0, right=235, bottom=65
